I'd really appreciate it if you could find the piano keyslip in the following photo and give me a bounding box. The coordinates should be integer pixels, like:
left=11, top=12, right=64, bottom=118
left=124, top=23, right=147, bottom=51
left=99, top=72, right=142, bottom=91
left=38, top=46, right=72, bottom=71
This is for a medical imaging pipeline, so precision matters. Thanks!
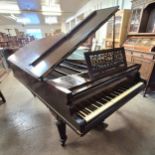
left=77, top=82, right=143, bottom=122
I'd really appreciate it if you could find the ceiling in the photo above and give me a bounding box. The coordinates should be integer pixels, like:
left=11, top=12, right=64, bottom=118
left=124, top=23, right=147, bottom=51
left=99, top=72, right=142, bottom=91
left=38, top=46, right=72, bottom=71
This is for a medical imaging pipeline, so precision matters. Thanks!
left=0, top=0, right=90, bottom=25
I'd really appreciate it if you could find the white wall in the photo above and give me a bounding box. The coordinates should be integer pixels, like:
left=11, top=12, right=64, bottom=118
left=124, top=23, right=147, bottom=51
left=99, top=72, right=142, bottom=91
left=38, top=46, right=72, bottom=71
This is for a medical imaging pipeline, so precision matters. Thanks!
left=65, top=0, right=132, bottom=47
left=75, top=0, right=131, bottom=16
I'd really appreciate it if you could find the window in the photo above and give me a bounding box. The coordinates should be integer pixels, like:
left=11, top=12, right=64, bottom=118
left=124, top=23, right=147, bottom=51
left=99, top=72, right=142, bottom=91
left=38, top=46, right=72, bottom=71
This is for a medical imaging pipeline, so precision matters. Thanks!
left=26, top=29, right=43, bottom=39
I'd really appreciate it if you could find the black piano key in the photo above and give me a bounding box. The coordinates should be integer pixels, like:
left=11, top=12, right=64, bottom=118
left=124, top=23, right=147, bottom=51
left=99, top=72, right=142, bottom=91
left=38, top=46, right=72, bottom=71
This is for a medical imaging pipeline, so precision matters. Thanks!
left=77, top=113, right=84, bottom=118
left=98, top=99, right=106, bottom=104
left=119, top=87, right=127, bottom=91
left=86, top=105, right=95, bottom=111
left=105, top=95, right=113, bottom=100
left=118, top=88, right=126, bottom=92
left=118, top=84, right=132, bottom=92
left=88, top=104, right=97, bottom=111
left=121, top=85, right=130, bottom=89
left=116, top=89, right=124, bottom=93
left=92, top=103, right=100, bottom=109
left=113, top=91, right=120, bottom=95
left=76, top=103, right=87, bottom=112
left=85, top=100, right=97, bottom=109
left=82, top=108, right=90, bottom=114
left=78, top=111, right=86, bottom=117
left=96, top=101, right=104, bottom=106
left=89, top=98, right=102, bottom=107
left=102, top=96, right=111, bottom=101
left=100, top=97, right=109, bottom=103
left=109, top=92, right=117, bottom=97
left=85, top=107, right=93, bottom=113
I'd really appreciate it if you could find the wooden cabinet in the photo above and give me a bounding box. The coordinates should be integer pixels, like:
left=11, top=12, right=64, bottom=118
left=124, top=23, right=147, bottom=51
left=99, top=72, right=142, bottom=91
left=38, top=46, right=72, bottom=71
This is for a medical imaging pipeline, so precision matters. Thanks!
left=105, top=9, right=131, bottom=48
left=126, top=50, right=155, bottom=80
left=129, top=8, right=142, bottom=33
left=124, top=0, right=155, bottom=95
left=125, top=49, right=155, bottom=94
left=132, top=54, right=154, bottom=80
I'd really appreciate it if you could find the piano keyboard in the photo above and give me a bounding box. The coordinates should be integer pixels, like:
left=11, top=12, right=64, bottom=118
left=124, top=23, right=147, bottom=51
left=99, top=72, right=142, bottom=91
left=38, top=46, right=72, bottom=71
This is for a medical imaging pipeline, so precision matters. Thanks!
left=77, top=82, right=144, bottom=122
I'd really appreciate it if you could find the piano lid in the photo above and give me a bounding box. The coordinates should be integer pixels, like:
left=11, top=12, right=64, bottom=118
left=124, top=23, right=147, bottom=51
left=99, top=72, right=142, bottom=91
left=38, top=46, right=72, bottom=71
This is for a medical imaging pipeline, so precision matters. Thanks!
left=8, top=6, right=119, bottom=78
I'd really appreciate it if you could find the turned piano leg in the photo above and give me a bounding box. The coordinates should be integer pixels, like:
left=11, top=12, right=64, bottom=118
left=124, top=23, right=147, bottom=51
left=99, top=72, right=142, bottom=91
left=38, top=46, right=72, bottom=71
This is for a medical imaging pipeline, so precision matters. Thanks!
left=143, top=84, right=149, bottom=97
left=56, top=117, right=67, bottom=146
left=0, top=91, right=6, bottom=103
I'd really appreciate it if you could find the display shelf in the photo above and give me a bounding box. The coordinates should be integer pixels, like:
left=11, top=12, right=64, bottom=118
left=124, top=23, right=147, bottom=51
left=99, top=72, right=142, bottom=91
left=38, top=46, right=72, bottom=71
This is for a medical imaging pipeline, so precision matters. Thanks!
left=105, top=9, right=131, bottom=48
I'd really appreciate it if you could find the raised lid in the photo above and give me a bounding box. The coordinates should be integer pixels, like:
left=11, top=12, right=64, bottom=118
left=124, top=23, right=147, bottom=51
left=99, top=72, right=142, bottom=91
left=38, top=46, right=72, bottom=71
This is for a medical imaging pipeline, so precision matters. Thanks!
left=8, top=6, right=119, bottom=78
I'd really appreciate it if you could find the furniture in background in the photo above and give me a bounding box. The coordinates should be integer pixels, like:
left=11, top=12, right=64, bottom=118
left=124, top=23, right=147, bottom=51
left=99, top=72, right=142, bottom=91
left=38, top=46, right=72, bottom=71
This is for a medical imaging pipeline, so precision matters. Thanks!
left=124, top=0, right=155, bottom=95
left=0, top=31, right=35, bottom=49
left=0, top=30, right=35, bottom=78
left=105, top=9, right=131, bottom=48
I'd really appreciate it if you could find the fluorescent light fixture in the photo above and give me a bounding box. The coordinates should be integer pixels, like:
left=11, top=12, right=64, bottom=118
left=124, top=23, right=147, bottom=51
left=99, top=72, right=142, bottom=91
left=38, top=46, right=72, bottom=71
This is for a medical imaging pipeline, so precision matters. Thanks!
left=45, top=16, right=58, bottom=24
left=41, top=4, right=61, bottom=16
left=9, top=14, right=18, bottom=20
left=16, top=18, right=31, bottom=24
left=0, top=3, right=20, bottom=14
left=7, top=14, right=30, bottom=24
left=26, top=29, right=42, bottom=33
left=41, top=0, right=60, bottom=7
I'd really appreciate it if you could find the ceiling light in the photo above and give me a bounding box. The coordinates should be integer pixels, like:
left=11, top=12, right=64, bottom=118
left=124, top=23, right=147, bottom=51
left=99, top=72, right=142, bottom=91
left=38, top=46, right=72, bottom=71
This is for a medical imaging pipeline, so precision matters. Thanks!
left=0, top=3, right=20, bottom=14
left=16, top=18, right=31, bottom=24
left=41, top=4, right=61, bottom=16
left=9, top=14, right=18, bottom=20
left=41, top=0, right=60, bottom=6
left=45, top=16, right=58, bottom=24
left=6, top=15, right=30, bottom=25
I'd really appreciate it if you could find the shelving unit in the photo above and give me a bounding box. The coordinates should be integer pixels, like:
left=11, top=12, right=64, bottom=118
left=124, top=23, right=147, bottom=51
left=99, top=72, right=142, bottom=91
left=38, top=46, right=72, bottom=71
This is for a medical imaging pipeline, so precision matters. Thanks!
left=105, top=9, right=131, bottom=48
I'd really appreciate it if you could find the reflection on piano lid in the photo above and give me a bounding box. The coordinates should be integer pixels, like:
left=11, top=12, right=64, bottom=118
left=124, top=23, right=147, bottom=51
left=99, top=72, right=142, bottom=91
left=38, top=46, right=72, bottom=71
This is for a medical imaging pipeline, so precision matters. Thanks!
left=67, top=46, right=89, bottom=61
left=8, top=6, right=119, bottom=78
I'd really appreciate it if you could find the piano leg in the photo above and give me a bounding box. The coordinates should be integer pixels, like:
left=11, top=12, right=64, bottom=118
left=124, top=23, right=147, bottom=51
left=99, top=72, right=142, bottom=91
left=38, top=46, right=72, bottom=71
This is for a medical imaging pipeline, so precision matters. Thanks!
left=30, top=90, right=36, bottom=97
left=0, top=91, right=6, bottom=103
left=94, top=122, right=108, bottom=130
left=143, top=84, right=149, bottom=97
left=56, top=117, right=67, bottom=146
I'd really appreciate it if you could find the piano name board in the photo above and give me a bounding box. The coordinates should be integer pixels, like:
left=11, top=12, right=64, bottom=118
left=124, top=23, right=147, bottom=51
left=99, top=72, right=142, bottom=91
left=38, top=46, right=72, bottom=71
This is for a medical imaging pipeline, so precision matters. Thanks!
left=84, top=47, right=127, bottom=79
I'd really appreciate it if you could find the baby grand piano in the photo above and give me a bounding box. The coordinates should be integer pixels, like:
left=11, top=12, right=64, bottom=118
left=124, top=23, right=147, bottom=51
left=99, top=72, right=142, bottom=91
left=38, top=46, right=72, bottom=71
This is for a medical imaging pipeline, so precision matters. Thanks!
left=8, top=6, right=145, bottom=146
